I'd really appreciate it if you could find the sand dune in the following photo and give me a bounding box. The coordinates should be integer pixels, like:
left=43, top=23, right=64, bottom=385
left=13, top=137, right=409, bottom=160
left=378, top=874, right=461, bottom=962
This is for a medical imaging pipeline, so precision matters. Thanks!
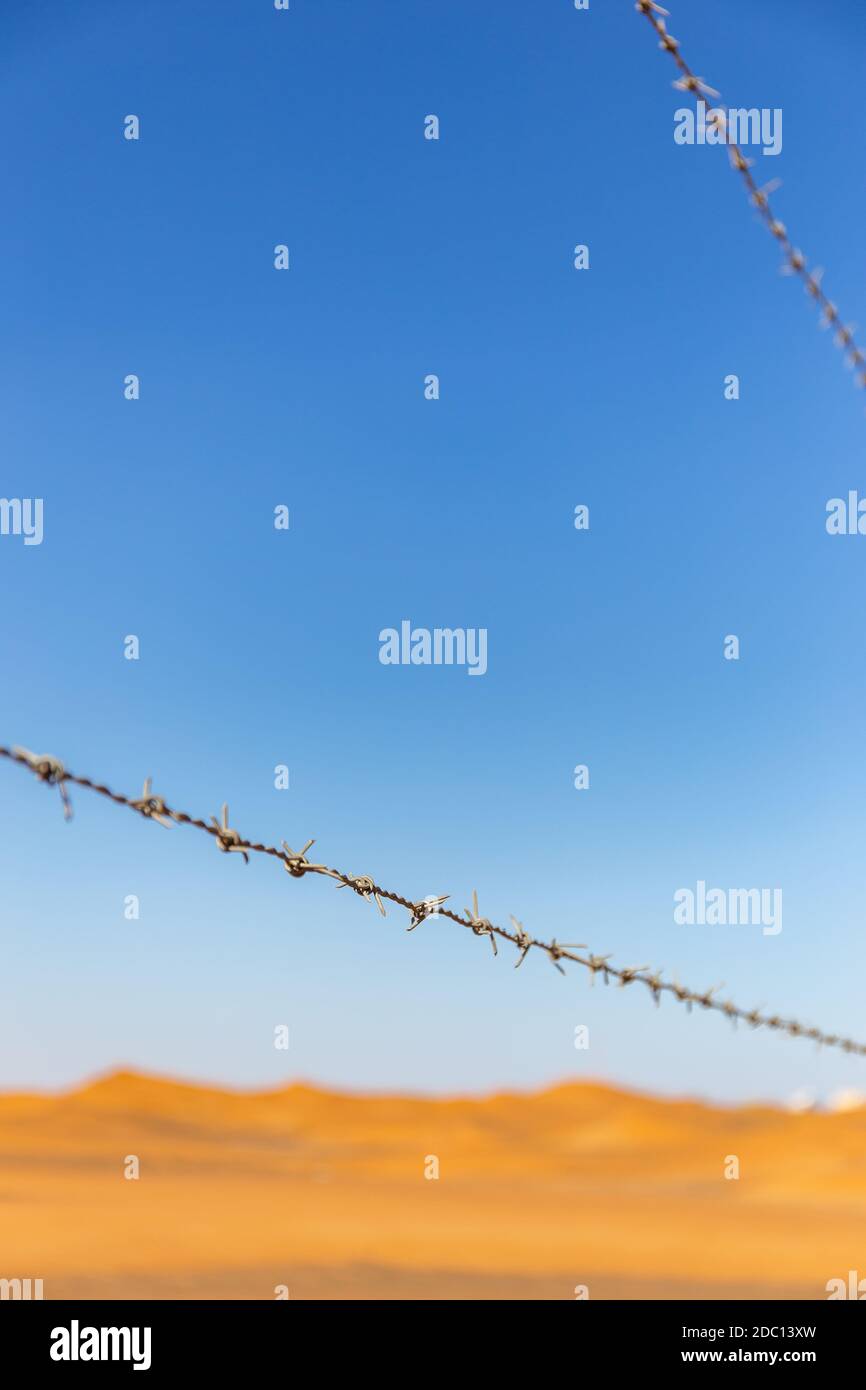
left=0, top=1070, right=863, bottom=1299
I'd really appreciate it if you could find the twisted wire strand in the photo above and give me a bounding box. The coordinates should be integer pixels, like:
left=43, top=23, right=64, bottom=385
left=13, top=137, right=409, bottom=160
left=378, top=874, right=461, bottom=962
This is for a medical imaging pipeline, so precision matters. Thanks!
left=635, top=0, right=866, bottom=391
left=3, top=743, right=864, bottom=1058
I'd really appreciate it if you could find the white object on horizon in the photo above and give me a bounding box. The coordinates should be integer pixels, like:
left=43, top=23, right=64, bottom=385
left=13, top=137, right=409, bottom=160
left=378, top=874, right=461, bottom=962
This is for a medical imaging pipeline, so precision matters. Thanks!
left=828, top=1088, right=866, bottom=1113
left=786, top=1088, right=818, bottom=1113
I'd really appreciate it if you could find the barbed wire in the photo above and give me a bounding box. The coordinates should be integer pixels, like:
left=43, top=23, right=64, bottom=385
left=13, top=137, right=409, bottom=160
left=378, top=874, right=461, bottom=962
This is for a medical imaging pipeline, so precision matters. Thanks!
left=4, top=742, right=865, bottom=1058
left=635, top=1, right=866, bottom=392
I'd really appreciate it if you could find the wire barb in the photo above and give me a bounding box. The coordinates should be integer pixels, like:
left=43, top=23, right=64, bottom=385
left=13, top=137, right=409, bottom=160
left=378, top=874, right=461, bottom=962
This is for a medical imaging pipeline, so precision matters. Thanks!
left=407, top=896, right=449, bottom=931
left=280, top=838, right=317, bottom=878
left=465, top=890, right=498, bottom=955
left=547, top=938, right=589, bottom=975
left=131, top=778, right=174, bottom=829
left=337, top=874, right=386, bottom=916
left=12, top=747, right=72, bottom=820
left=209, top=804, right=249, bottom=863
left=510, top=915, right=534, bottom=969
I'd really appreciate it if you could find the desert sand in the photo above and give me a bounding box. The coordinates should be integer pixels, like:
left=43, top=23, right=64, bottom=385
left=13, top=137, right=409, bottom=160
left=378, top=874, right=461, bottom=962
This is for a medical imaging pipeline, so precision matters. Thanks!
left=1, top=1070, right=864, bottom=1300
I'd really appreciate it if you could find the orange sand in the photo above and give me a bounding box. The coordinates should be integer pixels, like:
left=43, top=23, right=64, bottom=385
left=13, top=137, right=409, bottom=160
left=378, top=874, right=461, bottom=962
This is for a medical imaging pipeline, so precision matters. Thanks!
left=0, top=1070, right=863, bottom=1299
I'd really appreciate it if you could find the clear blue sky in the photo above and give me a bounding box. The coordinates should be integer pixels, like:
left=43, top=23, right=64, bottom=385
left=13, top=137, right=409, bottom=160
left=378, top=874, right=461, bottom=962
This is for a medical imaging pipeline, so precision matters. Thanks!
left=2, top=0, right=865, bottom=1103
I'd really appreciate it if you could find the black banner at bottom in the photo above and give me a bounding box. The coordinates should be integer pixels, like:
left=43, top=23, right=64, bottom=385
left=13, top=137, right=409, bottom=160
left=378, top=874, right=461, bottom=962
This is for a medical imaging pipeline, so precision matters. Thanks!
left=0, top=1297, right=859, bottom=1375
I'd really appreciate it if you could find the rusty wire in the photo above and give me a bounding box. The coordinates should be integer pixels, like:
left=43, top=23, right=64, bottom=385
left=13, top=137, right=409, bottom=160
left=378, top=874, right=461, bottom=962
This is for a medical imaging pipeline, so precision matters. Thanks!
left=4, top=742, right=865, bottom=1058
left=635, top=0, right=866, bottom=391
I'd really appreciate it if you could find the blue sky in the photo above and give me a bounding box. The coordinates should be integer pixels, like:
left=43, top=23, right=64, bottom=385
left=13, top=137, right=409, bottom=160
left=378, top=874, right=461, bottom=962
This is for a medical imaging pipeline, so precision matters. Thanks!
left=1, top=0, right=865, bottom=1103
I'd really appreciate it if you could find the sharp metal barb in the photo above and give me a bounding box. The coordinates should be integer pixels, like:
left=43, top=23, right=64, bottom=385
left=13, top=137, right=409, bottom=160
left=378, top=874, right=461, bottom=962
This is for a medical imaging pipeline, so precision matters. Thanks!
left=337, top=874, right=386, bottom=916
left=209, top=803, right=249, bottom=864
left=407, top=895, right=449, bottom=931
left=131, top=778, right=174, bottom=829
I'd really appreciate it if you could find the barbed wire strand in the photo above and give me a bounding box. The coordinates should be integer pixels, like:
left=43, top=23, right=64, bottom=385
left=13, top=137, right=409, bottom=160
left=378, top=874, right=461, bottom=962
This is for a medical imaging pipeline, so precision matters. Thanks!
left=4, top=743, right=864, bottom=1058
left=635, top=0, right=866, bottom=391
